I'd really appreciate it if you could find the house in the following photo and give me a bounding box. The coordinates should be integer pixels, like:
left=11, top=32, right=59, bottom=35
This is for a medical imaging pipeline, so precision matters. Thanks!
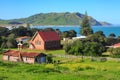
left=72, top=36, right=87, bottom=40
left=113, top=43, right=120, bottom=48
left=16, top=36, right=30, bottom=43
left=3, top=50, right=47, bottom=64
left=29, top=31, right=61, bottom=50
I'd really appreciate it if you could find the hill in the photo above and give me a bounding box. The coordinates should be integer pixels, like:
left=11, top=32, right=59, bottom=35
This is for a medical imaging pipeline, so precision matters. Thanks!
left=99, top=21, right=112, bottom=26
left=0, top=12, right=111, bottom=26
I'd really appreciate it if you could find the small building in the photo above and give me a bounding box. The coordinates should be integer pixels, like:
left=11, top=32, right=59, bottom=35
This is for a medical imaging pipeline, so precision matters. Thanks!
left=113, top=43, right=120, bottom=48
left=72, top=36, right=86, bottom=40
left=16, top=36, right=30, bottom=43
left=29, top=31, right=61, bottom=50
left=3, top=50, right=47, bottom=64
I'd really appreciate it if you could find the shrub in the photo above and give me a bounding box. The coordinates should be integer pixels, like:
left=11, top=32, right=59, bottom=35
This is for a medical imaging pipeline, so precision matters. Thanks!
left=46, top=54, right=53, bottom=63
left=108, top=47, right=120, bottom=58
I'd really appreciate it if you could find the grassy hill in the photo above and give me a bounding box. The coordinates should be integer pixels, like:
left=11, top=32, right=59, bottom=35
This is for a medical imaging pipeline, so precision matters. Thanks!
left=0, top=12, right=111, bottom=26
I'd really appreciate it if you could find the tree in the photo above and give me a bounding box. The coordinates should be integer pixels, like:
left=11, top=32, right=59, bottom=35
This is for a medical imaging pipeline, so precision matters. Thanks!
left=62, top=31, right=69, bottom=38
left=109, top=33, right=116, bottom=38
left=107, top=47, right=120, bottom=58
left=6, top=34, right=17, bottom=48
left=83, top=42, right=105, bottom=57
left=10, top=26, right=28, bottom=36
left=0, top=36, right=2, bottom=46
left=69, top=30, right=77, bottom=38
left=87, top=33, right=106, bottom=46
left=106, top=38, right=117, bottom=46
left=63, top=40, right=85, bottom=60
left=80, top=12, right=93, bottom=36
left=64, top=39, right=105, bottom=57
left=94, top=31, right=106, bottom=37
left=0, top=27, right=9, bottom=36
left=62, top=30, right=77, bottom=38
left=116, top=36, right=120, bottom=42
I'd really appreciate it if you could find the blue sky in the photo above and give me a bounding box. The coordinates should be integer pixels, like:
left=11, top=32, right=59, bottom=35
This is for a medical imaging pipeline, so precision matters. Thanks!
left=0, top=0, right=120, bottom=24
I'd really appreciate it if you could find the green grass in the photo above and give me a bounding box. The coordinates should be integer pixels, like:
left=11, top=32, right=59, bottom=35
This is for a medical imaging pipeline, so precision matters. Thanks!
left=1, top=48, right=120, bottom=80
left=1, top=54, right=120, bottom=80
left=8, top=48, right=65, bottom=54
left=0, top=54, right=2, bottom=60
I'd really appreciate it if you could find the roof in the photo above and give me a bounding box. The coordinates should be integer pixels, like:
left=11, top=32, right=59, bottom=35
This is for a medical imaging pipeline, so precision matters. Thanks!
left=16, top=36, right=30, bottom=39
left=114, top=43, right=120, bottom=47
left=16, top=36, right=30, bottom=41
left=3, top=50, right=46, bottom=58
left=72, top=36, right=86, bottom=39
left=38, top=31, right=60, bottom=41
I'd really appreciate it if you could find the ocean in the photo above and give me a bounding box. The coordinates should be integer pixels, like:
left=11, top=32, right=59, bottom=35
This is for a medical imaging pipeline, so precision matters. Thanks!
left=31, top=25, right=120, bottom=37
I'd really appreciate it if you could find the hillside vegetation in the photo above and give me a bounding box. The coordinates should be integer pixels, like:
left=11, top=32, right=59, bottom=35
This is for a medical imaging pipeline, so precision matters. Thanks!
left=0, top=12, right=111, bottom=26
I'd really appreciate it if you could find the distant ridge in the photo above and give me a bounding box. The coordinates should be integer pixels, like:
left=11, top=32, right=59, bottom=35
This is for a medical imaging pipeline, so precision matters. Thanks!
left=0, top=12, right=112, bottom=26
left=99, top=21, right=112, bottom=26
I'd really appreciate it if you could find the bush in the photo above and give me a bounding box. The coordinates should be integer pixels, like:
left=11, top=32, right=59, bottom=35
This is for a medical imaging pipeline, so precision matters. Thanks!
left=46, top=54, right=53, bottom=63
left=108, top=47, right=120, bottom=58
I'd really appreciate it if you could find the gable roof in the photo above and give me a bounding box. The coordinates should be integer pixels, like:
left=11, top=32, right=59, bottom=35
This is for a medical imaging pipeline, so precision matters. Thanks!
left=4, top=50, right=46, bottom=58
left=38, top=31, right=60, bottom=41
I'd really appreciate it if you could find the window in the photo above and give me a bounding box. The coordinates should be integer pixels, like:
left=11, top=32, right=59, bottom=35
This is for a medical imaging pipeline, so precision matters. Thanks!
left=35, top=40, right=41, bottom=45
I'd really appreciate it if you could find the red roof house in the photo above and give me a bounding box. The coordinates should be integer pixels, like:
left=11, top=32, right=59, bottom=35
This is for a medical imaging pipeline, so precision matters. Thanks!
left=3, top=50, right=47, bottom=64
left=113, top=43, right=120, bottom=48
left=29, top=31, right=61, bottom=50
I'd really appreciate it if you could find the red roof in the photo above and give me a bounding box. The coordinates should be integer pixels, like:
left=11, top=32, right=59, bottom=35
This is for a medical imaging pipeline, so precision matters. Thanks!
left=114, top=43, right=120, bottom=47
left=38, top=31, right=60, bottom=41
left=4, top=50, right=46, bottom=58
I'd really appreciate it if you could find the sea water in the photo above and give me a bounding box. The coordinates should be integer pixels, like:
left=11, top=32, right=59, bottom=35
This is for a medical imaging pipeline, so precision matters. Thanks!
left=31, top=25, right=120, bottom=37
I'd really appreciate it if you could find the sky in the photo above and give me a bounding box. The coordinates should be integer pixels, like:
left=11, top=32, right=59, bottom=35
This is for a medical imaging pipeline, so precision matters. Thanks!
left=0, top=0, right=120, bottom=24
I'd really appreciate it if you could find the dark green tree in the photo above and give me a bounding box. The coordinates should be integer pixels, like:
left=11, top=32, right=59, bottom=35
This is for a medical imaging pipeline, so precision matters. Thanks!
left=87, top=33, right=106, bottom=46
left=80, top=12, right=93, bottom=36
left=62, top=30, right=77, bottom=38
left=106, top=38, right=117, bottom=45
left=0, top=27, right=9, bottom=36
left=94, top=31, right=106, bottom=37
left=109, top=33, right=116, bottom=38
left=69, top=30, right=77, bottom=38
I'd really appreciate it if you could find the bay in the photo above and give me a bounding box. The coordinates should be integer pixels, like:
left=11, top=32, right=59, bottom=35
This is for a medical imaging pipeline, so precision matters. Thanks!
left=31, top=25, right=120, bottom=37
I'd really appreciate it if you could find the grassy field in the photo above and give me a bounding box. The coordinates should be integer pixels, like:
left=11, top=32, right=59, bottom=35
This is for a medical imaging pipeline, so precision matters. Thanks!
left=1, top=52, right=120, bottom=80
left=1, top=49, right=120, bottom=80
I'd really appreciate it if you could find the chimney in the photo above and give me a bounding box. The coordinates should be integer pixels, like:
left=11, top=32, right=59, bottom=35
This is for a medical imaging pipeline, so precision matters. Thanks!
left=17, top=42, right=23, bottom=62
